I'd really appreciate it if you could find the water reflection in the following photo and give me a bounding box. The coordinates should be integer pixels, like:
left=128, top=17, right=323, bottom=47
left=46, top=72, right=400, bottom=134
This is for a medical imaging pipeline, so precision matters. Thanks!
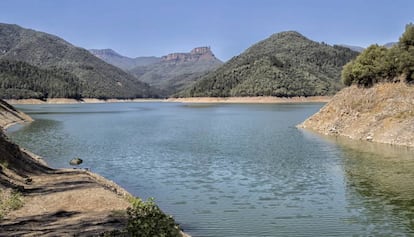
left=307, top=132, right=414, bottom=234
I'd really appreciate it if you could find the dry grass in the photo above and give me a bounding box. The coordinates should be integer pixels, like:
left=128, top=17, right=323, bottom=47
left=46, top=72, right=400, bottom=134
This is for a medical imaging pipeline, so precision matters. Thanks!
left=0, top=190, right=24, bottom=220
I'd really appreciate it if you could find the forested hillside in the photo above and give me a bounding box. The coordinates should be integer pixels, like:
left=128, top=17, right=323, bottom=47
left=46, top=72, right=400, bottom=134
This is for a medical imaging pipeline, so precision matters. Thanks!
left=0, top=60, right=80, bottom=99
left=177, top=31, right=359, bottom=97
left=0, top=23, right=157, bottom=99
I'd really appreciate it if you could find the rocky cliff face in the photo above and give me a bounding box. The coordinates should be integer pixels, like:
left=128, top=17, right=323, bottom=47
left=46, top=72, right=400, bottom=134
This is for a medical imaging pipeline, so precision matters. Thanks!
left=161, top=47, right=216, bottom=63
left=299, top=83, right=414, bottom=147
left=129, top=46, right=222, bottom=96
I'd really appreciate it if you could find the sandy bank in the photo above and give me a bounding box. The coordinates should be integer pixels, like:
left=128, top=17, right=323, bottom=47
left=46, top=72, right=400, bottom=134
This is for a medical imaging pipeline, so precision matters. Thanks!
left=168, top=96, right=331, bottom=104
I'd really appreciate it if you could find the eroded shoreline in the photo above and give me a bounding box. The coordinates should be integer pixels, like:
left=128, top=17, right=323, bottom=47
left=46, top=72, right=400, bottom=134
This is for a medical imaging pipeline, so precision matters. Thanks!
left=6, top=96, right=331, bottom=105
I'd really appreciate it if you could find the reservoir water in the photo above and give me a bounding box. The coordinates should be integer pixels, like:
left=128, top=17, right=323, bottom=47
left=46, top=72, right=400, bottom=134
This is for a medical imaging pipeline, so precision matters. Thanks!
left=8, top=102, right=414, bottom=236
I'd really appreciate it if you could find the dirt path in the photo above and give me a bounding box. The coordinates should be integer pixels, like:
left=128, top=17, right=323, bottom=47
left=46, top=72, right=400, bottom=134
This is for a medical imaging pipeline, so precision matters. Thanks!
left=1, top=168, right=131, bottom=236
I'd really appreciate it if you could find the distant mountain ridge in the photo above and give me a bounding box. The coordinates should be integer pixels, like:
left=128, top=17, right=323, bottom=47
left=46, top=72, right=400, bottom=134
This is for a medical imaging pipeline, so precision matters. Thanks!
left=89, top=48, right=161, bottom=70
left=340, top=42, right=398, bottom=52
left=339, top=44, right=365, bottom=52
left=129, top=46, right=223, bottom=96
left=0, top=23, right=157, bottom=99
left=383, top=42, right=397, bottom=48
left=178, top=31, right=359, bottom=97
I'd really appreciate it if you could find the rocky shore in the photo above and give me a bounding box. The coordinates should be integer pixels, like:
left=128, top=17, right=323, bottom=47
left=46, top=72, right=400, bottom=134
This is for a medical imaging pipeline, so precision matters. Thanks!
left=299, top=83, right=414, bottom=147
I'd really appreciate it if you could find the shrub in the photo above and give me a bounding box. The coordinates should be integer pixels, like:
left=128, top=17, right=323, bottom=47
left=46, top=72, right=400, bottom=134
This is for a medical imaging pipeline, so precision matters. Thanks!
left=126, top=197, right=181, bottom=237
left=342, top=23, right=414, bottom=87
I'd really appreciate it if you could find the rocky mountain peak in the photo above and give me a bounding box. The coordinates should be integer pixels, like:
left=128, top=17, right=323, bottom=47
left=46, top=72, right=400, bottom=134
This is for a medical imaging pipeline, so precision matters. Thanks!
left=161, top=46, right=216, bottom=63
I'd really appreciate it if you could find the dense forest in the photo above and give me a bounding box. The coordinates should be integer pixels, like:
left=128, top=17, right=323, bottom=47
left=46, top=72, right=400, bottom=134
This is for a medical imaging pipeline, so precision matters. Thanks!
left=342, top=23, right=414, bottom=86
left=177, top=31, right=359, bottom=97
left=0, top=23, right=157, bottom=99
left=0, top=60, right=81, bottom=99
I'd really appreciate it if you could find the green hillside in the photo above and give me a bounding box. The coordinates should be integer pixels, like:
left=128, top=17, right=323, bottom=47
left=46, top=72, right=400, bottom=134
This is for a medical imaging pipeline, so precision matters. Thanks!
left=177, top=31, right=358, bottom=97
left=0, top=23, right=157, bottom=99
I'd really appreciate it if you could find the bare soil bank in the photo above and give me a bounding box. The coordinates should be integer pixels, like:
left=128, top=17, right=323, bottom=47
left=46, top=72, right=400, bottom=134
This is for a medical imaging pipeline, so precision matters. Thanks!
left=0, top=100, right=33, bottom=129
left=299, top=83, right=414, bottom=147
left=168, top=96, right=331, bottom=104
left=6, top=96, right=331, bottom=105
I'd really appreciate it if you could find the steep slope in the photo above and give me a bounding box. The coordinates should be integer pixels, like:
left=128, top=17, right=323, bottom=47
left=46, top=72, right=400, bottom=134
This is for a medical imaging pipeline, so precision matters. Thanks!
left=299, top=83, right=414, bottom=147
left=0, top=23, right=156, bottom=99
left=178, top=31, right=358, bottom=97
left=0, top=99, right=32, bottom=128
left=130, top=47, right=223, bottom=96
left=89, top=49, right=161, bottom=71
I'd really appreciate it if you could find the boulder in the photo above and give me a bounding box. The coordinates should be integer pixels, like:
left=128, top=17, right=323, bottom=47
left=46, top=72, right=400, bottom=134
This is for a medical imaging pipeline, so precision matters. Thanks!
left=69, top=158, right=83, bottom=166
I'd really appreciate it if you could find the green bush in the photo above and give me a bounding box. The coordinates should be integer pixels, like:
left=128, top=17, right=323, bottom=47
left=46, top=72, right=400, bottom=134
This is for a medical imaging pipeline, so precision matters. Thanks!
left=126, top=197, right=181, bottom=237
left=342, top=23, right=414, bottom=86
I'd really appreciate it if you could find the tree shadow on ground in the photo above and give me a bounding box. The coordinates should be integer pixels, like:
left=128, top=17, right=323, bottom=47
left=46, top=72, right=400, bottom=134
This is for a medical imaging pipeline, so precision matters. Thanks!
left=0, top=210, right=127, bottom=236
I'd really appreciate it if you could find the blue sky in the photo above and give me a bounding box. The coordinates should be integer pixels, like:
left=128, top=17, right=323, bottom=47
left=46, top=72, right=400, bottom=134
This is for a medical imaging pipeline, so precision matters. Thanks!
left=0, top=0, right=413, bottom=61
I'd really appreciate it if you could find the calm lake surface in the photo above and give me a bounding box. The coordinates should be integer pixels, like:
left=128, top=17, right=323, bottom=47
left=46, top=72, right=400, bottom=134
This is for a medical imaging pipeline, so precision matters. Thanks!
left=8, top=102, right=414, bottom=236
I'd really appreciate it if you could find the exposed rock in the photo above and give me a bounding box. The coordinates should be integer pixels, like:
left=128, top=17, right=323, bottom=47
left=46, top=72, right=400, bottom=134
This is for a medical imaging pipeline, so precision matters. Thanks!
left=129, top=46, right=222, bottom=96
left=69, top=157, right=83, bottom=165
left=298, top=83, right=414, bottom=147
left=161, top=47, right=216, bottom=63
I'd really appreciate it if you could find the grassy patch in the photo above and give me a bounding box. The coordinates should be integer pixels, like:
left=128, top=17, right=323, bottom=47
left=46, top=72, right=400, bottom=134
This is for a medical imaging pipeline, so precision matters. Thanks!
left=0, top=189, right=24, bottom=220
